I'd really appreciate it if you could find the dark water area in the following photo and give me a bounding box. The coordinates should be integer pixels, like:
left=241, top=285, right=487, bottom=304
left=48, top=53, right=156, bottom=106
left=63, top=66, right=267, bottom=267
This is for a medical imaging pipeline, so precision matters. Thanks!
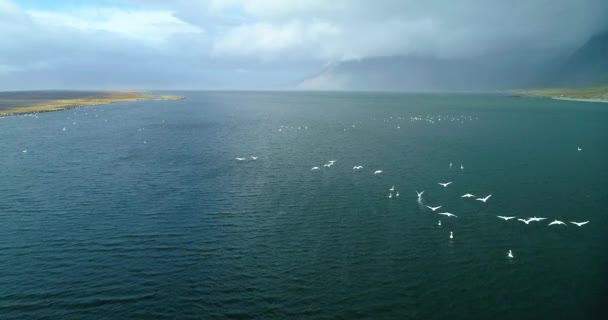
left=0, top=91, right=106, bottom=110
left=1, top=92, right=607, bottom=319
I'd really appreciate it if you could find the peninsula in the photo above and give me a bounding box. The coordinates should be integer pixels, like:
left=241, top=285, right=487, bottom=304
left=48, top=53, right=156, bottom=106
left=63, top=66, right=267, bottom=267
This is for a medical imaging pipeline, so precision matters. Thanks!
left=0, top=91, right=184, bottom=116
left=514, top=86, right=608, bottom=103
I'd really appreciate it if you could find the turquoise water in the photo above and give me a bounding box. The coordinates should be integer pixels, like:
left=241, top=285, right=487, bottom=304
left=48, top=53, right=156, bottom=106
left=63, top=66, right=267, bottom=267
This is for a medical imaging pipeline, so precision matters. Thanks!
left=1, top=92, right=607, bottom=319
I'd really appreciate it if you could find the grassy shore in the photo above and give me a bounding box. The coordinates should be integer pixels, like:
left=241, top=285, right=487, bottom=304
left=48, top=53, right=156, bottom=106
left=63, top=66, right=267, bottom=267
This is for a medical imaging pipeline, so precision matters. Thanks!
left=513, top=86, right=608, bottom=103
left=0, top=91, right=184, bottom=116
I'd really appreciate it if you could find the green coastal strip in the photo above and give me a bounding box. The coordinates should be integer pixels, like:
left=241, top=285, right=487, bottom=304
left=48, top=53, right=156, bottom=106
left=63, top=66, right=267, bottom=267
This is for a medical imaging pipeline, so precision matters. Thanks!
left=0, top=92, right=184, bottom=116
left=513, top=86, right=608, bottom=103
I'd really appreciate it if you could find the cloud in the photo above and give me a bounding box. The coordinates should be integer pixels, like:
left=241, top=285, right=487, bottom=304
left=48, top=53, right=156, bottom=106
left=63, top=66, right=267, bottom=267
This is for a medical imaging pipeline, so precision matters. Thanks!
left=205, top=0, right=608, bottom=61
left=0, top=0, right=607, bottom=89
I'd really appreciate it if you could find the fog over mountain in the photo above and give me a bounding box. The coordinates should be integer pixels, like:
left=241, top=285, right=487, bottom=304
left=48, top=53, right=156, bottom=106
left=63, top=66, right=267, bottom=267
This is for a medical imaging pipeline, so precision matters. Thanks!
left=1, top=0, right=607, bottom=90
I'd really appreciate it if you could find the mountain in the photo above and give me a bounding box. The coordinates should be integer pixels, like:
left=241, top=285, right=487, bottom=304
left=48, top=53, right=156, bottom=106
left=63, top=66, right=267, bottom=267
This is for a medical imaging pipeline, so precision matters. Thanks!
left=297, top=31, right=608, bottom=92
left=545, top=31, right=608, bottom=87
left=298, top=53, right=558, bottom=92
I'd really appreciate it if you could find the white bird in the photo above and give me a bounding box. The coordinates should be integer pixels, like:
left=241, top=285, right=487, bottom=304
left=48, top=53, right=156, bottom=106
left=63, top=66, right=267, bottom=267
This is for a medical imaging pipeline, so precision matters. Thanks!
left=389, top=186, right=395, bottom=191
left=396, top=192, right=399, bottom=197
left=235, top=157, right=246, bottom=161
left=449, top=231, right=453, bottom=239
left=529, top=217, right=547, bottom=222
left=507, top=250, right=514, bottom=259
left=388, top=193, right=392, bottom=199
left=353, top=166, right=363, bottom=170
left=577, top=147, right=582, bottom=152
left=426, top=205, right=442, bottom=211
left=460, top=164, right=464, bottom=170
left=22, top=149, right=27, bottom=153
left=438, top=212, right=457, bottom=218
left=449, top=162, right=453, bottom=168
left=570, top=221, right=589, bottom=227
left=517, top=218, right=533, bottom=224
left=438, top=220, right=441, bottom=226
left=497, top=216, right=516, bottom=221
left=311, top=166, right=320, bottom=170
left=461, top=193, right=475, bottom=198
left=374, top=170, right=383, bottom=175
left=250, top=156, right=258, bottom=160
left=416, top=191, right=424, bottom=199
left=476, top=195, right=492, bottom=202
left=548, top=220, right=567, bottom=226
left=323, top=163, right=331, bottom=167
left=62, top=127, right=66, bottom=131
left=328, top=160, right=336, bottom=163
left=438, top=182, right=453, bottom=187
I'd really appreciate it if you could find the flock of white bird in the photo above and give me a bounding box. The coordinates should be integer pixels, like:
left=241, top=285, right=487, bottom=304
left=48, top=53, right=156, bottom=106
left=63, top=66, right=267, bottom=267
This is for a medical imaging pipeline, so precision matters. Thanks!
left=301, top=156, right=590, bottom=260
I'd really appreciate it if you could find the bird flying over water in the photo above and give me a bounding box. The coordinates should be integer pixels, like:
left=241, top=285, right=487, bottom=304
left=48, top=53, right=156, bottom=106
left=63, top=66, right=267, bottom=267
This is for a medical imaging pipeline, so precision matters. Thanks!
left=461, top=193, right=475, bottom=198
left=450, top=231, right=454, bottom=239
left=250, top=156, right=258, bottom=160
left=311, top=166, right=320, bottom=170
left=529, top=217, right=547, bottom=222
left=389, top=186, right=395, bottom=191
left=497, top=216, right=516, bottom=221
left=570, top=221, right=589, bottom=227
left=577, top=147, right=582, bottom=151
left=353, top=166, right=363, bottom=170
left=426, top=205, right=442, bottom=211
left=235, top=157, right=246, bottom=161
left=517, top=218, right=533, bottom=224
left=416, top=191, right=424, bottom=199
left=388, top=193, right=392, bottom=199
left=438, top=220, right=441, bottom=226
left=508, top=250, right=514, bottom=259
left=438, top=212, right=457, bottom=218
left=476, top=195, right=492, bottom=202
left=396, top=192, right=399, bottom=197
left=374, top=170, right=383, bottom=174
left=460, top=164, right=464, bottom=170
left=438, top=182, right=452, bottom=187
left=548, top=220, right=567, bottom=226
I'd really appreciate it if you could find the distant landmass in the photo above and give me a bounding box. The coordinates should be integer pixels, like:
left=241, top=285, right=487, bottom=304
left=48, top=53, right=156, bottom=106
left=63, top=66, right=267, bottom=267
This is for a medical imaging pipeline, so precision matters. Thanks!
left=0, top=91, right=183, bottom=116
left=298, top=31, right=608, bottom=92
left=542, top=31, right=608, bottom=87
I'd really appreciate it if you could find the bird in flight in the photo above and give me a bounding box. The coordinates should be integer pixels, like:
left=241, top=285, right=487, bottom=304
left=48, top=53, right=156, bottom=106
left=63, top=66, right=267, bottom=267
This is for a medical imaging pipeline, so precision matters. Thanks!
left=476, top=195, right=492, bottom=202
left=250, top=156, right=258, bottom=160
left=235, top=157, right=246, bottom=161
left=529, top=217, right=547, bottom=222
left=388, top=193, right=392, bottom=199
left=577, top=147, right=582, bottom=151
left=426, top=205, right=442, bottom=211
left=497, top=216, right=516, bottom=221
left=517, top=218, right=533, bottom=224
left=396, top=191, right=399, bottom=197
left=449, top=231, right=454, bottom=239
left=353, top=166, right=363, bottom=170
left=438, top=212, right=457, bottom=218
left=374, top=170, right=383, bottom=175
left=548, top=220, right=567, bottom=226
left=311, top=166, right=320, bottom=170
left=507, top=250, right=514, bottom=259
left=460, top=164, right=464, bottom=170
left=438, top=182, right=453, bottom=187
left=416, top=191, right=424, bottom=199
left=389, top=186, right=395, bottom=191
left=438, top=220, right=441, bottom=226
left=570, top=221, right=589, bottom=227
left=461, top=193, right=475, bottom=198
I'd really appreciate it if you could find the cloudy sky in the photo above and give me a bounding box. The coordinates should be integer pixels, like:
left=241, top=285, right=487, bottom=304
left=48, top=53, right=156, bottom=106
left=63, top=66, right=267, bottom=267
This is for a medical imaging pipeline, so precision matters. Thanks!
left=1, top=0, right=606, bottom=90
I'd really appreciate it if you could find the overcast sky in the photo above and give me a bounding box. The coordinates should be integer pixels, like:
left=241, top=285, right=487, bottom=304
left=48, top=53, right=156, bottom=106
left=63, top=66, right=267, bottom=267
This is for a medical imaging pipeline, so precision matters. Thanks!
left=1, top=0, right=606, bottom=90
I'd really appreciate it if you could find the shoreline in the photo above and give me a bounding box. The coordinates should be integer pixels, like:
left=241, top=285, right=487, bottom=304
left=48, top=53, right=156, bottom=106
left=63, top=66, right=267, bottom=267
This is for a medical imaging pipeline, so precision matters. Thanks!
left=512, top=86, right=608, bottom=104
left=0, top=91, right=184, bottom=116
